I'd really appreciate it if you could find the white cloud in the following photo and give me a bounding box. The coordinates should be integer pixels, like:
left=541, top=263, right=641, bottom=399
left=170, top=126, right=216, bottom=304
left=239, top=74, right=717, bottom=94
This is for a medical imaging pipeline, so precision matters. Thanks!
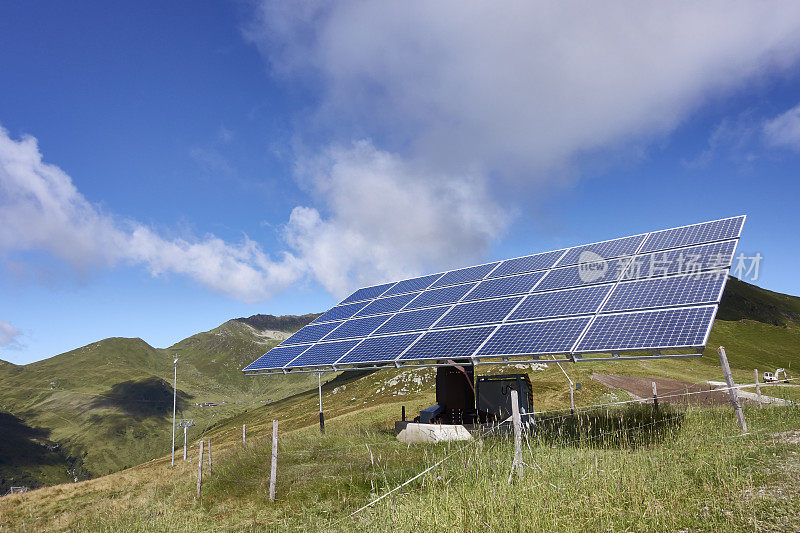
left=0, top=320, right=22, bottom=348
left=284, top=141, right=508, bottom=296
left=248, top=1, right=800, bottom=176
left=237, top=1, right=800, bottom=296
left=0, top=127, right=304, bottom=302
left=764, top=102, right=800, bottom=150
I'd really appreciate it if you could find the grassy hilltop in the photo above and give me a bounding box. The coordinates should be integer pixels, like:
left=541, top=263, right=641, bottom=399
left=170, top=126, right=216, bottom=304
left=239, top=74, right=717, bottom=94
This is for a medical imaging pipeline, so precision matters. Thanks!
left=0, top=314, right=320, bottom=492
left=1, top=279, right=799, bottom=530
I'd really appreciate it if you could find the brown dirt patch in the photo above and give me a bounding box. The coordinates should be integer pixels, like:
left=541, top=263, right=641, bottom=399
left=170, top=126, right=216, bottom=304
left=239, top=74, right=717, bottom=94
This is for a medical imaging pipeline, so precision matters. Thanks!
left=591, top=374, right=752, bottom=407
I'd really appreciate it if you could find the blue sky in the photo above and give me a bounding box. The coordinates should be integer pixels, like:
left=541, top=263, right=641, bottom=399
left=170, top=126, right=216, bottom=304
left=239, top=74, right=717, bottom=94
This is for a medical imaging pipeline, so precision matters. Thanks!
left=2, top=2, right=800, bottom=364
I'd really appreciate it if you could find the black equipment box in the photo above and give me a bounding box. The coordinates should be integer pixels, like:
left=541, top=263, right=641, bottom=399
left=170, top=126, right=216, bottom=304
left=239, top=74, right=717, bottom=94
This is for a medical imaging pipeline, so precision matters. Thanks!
left=476, top=374, right=533, bottom=421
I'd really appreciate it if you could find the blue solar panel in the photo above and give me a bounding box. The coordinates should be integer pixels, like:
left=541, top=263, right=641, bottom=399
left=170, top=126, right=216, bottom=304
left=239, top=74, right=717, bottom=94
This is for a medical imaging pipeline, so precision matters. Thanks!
left=434, top=296, right=523, bottom=329
left=556, top=234, right=646, bottom=267
left=509, top=284, right=612, bottom=321
left=243, top=344, right=311, bottom=371
left=313, top=301, right=370, bottom=323
left=382, top=273, right=443, bottom=296
left=463, top=272, right=545, bottom=301
left=623, top=240, right=737, bottom=280
left=405, top=283, right=477, bottom=309
left=430, top=263, right=500, bottom=288
left=244, top=216, right=744, bottom=372
left=477, top=317, right=591, bottom=357
left=355, top=292, right=418, bottom=317
left=288, top=339, right=362, bottom=368
left=340, top=282, right=396, bottom=304
left=323, top=314, right=391, bottom=341
left=640, top=216, right=744, bottom=253
left=489, top=250, right=565, bottom=278
left=535, top=257, right=631, bottom=292
left=399, top=326, right=496, bottom=361
left=577, top=306, right=715, bottom=352
left=337, top=333, right=422, bottom=364
left=602, top=271, right=726, bottom=313
left=373, top=306, right=450, bottom=334
left=282, top=321, right=342, bottom=346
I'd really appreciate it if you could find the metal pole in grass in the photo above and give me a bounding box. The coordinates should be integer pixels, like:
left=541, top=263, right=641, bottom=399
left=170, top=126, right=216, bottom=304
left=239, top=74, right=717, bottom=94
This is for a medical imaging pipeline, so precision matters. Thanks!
left=754, top=369, right=763, bottom=408
left=508, top=390, right=523, bottom=483
left=171, top=358, right=177, bottom=467
left=652, top=382, right=659, bottom=411
left=269, top=420, right=278, bottom=501
left=196, top=440, right=204, bottom=498
left=318, top=372, right=325, bottom=434
left=718, top=346, right=747, bottom=433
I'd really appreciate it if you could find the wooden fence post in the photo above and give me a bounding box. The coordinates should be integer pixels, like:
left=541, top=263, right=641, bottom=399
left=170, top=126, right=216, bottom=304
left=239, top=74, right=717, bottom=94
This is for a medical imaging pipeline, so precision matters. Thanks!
left=196, top=440, right=204, bottom=499
left=508, top=390, right=523, bottom=483
left=754, top=369, right=763, bottom=408
left=718, top=346, right=747, bottom=433
left=207, top=439, right=212, bottom=475
left=652, top=382, right=659, bottom=410
left=242, top=424, right=246, bottom=445
left=269, top=420, right=278, bottom=501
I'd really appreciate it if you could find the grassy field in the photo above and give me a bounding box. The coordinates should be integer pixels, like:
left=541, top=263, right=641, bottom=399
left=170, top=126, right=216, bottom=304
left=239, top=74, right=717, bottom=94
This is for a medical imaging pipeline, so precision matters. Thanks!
left=1, top=398, right=797, bottom=532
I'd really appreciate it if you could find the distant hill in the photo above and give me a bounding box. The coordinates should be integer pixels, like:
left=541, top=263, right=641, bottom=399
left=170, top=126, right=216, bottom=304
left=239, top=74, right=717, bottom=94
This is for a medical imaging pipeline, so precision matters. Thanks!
left=0, top=314, right=320, bottom=493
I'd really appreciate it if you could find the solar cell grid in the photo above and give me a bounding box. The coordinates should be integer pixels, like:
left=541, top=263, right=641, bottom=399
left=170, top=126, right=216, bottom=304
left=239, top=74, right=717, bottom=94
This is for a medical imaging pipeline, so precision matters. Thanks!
left=243, top=344, right=311, bottom=371
left=478, top=317, right=591, bottom=357
left=313, top=301, right=369, bottom=323
left=400, top=326, right=496, bottom=361
left=337, top=333, right=422, bottom=364
left=340, top=282, right=396, bottom=304
left=509, top=284, right=612, bottom=321
left=322, top=314, right=391, bottom=340
left=640, top=216, right=744, bottom=253
left=382, top=273, right=443, bottom=296
left=373, top=306, right=450, bottom=335
left=556, top=234, right=645, bottom=267
left=434, top=296, right=522, bottom=329
left=288, top=339, right=362, bottom=368
left=282, top=321, right=341, bottom=346
left=463, top=271, right=545, bottom=301
left=623, top=240, right=737, bottom=280
left=603, top=271, right=726, bottom=313
left=405, top=282, right=477, bottom=309
left=430, top=263, right=499, bottom=288
left=577, top=306, right=715, bottom=352
left=489, top=250, right=565, bottom=278
left=354, top=292, right=418, bottom=317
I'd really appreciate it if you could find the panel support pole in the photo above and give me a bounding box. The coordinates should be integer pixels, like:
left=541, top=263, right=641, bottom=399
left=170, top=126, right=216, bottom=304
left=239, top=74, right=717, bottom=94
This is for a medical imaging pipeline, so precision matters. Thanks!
left=718, top=346, right=747, bottom=433
left=318, top=372, right=325, bottom=434
left=569, top=384, right=575, bottom=415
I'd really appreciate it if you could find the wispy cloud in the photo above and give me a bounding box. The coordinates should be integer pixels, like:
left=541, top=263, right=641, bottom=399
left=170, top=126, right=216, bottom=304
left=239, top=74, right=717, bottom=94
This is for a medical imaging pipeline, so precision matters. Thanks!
left=0, top=320, right=22, bottom=349
left=764, top=102, right=800, bottom=151
left=0, top=127, right=304, bottom=302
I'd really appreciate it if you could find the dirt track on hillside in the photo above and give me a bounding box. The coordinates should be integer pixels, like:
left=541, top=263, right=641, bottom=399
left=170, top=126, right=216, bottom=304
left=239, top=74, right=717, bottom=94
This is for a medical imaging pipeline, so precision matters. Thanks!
left=591, top=374, right=753, bottom=407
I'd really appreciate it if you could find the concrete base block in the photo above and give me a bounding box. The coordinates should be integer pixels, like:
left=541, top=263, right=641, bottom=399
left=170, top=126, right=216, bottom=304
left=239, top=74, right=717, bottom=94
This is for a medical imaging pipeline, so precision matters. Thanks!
left=396, top=422, right=473, bottom=443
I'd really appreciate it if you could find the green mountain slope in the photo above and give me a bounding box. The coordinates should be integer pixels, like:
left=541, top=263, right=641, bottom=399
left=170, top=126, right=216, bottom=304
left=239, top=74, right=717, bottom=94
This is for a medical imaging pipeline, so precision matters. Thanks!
left=0, top=314, right=320, bottom=493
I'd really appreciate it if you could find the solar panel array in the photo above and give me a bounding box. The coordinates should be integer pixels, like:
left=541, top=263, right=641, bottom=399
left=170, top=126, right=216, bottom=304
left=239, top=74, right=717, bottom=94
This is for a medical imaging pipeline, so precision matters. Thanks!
left=245, top=216, right=745, bottom=373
